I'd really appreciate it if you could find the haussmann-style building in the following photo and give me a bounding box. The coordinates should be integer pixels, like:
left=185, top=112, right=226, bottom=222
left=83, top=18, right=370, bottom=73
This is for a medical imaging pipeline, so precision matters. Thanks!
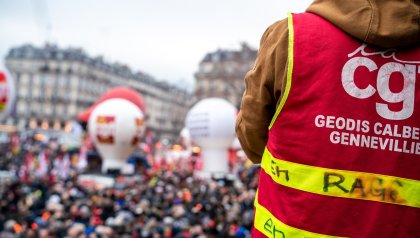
left=193, top=43, right=257, bottom=108
left=4, top=44, right=191, bottom=142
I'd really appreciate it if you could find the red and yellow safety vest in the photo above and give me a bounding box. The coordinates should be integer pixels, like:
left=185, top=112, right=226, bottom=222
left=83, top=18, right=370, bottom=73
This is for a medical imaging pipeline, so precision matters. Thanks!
left=253, top=13, right=420, bottom=238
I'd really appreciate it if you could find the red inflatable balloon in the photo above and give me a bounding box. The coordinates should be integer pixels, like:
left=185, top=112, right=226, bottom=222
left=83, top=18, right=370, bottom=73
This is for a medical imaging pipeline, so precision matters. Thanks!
left=77, top=87, right=146, bottom=122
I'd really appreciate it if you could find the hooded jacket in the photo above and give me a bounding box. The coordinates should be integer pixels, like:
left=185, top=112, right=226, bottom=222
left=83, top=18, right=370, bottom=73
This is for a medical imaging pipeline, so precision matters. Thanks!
left=236, top=0, right=420, bottom=163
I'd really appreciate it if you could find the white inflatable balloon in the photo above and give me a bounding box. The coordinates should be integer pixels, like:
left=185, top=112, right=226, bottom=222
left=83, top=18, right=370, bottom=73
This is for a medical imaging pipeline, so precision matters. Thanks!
left=185, top=98, right=236, bottom=177
left=0, top=64, right=15, bottom=120
left=88, top=98, right=145, bottom=173
left=231, top=137, right=242, bottom=150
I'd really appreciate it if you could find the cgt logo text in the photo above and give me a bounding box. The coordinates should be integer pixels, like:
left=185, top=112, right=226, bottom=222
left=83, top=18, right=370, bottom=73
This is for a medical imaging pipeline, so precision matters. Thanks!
left=342, top=44, right=419, bottom=121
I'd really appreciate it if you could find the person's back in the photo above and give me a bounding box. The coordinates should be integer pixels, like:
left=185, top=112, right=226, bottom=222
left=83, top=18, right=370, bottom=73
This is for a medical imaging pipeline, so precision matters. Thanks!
left=236, top=0, right=420, bottom=237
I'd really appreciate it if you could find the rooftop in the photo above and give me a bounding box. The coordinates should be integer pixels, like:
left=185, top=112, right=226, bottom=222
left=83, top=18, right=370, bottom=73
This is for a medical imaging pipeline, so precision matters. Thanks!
left=6, top=43, right=189, bottom=94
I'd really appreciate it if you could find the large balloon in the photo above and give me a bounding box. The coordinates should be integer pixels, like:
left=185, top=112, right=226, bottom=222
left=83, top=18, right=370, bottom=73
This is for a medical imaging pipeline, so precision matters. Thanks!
left=78, top=86, right=146, bottom=123
left=231, top=137, right=242, bottom=150
left=185, top=98, right=236, bottom=177
left=0, top=64, right=15, bottom=120
left=88, top=98, right=145, bottom=173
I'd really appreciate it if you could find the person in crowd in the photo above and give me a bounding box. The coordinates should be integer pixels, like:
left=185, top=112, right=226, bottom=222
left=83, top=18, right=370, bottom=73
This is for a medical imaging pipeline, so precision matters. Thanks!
left=0, top=132, right=258, bottom=238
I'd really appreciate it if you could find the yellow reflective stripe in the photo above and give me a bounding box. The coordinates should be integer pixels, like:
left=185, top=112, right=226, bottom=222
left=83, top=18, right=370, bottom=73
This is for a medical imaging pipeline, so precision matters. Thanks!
left=269, top=12, right=294, bottom=129
left=261, top=148, right=420, bottom=208
left=254, top=191, right=346, bottom=238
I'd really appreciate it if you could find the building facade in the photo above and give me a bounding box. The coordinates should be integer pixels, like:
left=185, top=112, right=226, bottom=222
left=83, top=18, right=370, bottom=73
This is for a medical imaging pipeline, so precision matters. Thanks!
left=4, top=44, right=191, bottom=142
left=194, top=43, right=257, bottom=108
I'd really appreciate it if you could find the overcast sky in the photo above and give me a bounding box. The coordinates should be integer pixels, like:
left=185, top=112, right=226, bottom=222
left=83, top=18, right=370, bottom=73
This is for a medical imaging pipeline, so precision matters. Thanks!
left=0, top=0, right=312, bottom=89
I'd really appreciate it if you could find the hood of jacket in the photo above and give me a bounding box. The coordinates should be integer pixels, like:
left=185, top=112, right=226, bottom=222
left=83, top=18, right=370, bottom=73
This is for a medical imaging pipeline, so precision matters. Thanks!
left=307, top=0, right=420, bottom=48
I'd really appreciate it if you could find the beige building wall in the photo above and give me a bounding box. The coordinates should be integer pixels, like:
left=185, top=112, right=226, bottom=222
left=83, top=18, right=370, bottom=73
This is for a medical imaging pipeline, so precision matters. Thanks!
left=194, top=43, right=257, bottom=108
left=4, top=44, right=191, bottom=142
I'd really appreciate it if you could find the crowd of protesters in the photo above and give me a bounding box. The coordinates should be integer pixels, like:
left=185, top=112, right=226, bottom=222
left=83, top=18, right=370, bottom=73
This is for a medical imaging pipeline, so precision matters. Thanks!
left=0, top=131, right=259, bottom=238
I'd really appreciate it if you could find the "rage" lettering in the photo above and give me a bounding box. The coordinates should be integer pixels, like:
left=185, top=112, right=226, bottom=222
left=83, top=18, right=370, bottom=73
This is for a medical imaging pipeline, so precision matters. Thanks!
left=323, top=172, right=405, bottom=204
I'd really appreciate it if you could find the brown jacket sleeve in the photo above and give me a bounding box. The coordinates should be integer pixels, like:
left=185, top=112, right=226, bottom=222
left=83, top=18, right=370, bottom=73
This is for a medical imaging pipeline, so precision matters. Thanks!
left=235, top=19, right=289, bottom=164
